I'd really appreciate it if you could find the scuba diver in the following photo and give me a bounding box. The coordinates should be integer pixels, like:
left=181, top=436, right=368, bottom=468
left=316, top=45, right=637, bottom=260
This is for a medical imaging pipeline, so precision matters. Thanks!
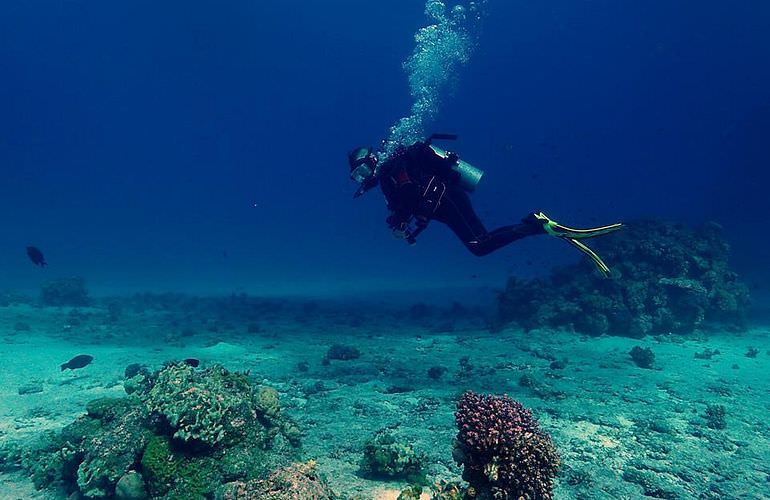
left=349, top=134, right=623, bottom=276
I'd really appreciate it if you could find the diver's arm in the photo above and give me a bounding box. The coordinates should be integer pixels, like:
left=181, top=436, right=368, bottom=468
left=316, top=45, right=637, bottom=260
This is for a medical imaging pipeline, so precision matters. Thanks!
left=387, top=211, right=429, bottom=245
left=382, top=178, right=410, bottom=226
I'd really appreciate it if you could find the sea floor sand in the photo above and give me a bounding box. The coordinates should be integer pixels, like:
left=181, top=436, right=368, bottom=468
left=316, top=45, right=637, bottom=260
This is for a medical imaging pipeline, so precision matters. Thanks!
left=1, top=299, right=769, bottom=499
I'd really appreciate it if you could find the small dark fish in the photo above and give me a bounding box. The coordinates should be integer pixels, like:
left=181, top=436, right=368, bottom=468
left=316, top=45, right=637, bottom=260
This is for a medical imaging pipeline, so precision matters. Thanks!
left=183, top=358, right=200, bottom=368
left=61, top=354, right=93, bottom=371
left=26, top=246, right=47, bottom=267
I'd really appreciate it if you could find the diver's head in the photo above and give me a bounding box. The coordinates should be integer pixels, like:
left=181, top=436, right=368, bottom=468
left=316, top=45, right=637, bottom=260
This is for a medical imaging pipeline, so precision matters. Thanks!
left=348, top=146, right=378, bottom=184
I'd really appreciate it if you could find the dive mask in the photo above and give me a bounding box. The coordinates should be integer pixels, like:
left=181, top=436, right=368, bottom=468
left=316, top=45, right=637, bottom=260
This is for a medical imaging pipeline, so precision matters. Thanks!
left=349, top=151, right=376, bottom=183
left=350, top=162, right=373, bottom=183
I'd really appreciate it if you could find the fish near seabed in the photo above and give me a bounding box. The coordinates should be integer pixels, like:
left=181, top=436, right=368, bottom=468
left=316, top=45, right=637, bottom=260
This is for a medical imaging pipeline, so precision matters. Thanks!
left=26, top=246, right=47, bottom=267
left=61, top=354, right=93, bottom=371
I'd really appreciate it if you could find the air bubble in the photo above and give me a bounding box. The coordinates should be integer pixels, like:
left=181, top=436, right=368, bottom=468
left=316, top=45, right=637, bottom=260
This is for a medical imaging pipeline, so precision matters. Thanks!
left=381, top=1, right=487, bottom=160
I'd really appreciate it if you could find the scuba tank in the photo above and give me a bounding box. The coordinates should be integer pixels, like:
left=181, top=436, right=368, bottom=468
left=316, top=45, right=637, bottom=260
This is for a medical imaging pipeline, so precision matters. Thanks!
left=426, top=134, right=484, bottom=192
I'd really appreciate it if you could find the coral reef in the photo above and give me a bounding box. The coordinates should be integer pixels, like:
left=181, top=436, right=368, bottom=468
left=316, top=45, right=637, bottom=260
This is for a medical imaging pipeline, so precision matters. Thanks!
left=704, top=404, right=726, bottom=430
left=13, top=362, right=300, bottom=498
left=147, top=363, right=257, bottom=447
left=360, top=428, right=425, bottom=483
left=453, top=391, right=560, bottom=499
left=216, top=460, right=336, bottom=500
left=397, top=484, right=423, bottom=499
left=40, top=277, right=90, bottom=307
left=114, top=471, right=147, bottom=499
left=324, top=343, right=361, bottom=362
left=9, top=397, right=148, bottom=496
left=629, top=346, right=655, bottom=369
left=430, top=480, right=465, bottom=499
left=0, top=290, right=33, bottom=307
left=427, top=366, right=448, bottom=379
left=76, top=403, right=151, bottom=498
left=694, top=348, right=720, bottom=360
left=497, top=220, right=750, bottom=337
left=140, top=435, right=220, bottom=498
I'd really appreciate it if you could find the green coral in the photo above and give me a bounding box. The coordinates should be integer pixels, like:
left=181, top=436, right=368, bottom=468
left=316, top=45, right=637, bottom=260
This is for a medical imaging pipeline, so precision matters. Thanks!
left=279, top=419, right=302, bottom=448
left=360, top=429, right=425, bottom=483
left=13, top=398, right=148, bottom=497
left=253, top=386, right=281, bottom=419
left=76, top=401, right=151, bottom=498
left=216, top=443, right=272, bottom=481
left=60, top=414, right=103, bottom=447
left=144, top=364, right=299, bottom=450
left=16, top=362, right=300, bottom=499
left=124, top=370, right=153, bottom=395
left=141, top=435, right=220, bottom=499
left=85, top=397, right=137, bottom=420
left=145, top=364, right=255, bottom=447
left=397, top=485, right=423, bottom=499
left=19, top=432, right=74, bottom=491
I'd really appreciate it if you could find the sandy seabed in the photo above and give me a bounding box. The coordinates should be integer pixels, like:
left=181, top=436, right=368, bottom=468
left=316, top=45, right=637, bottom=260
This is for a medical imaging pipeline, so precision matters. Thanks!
left=1, top=297, right=769, bottom=499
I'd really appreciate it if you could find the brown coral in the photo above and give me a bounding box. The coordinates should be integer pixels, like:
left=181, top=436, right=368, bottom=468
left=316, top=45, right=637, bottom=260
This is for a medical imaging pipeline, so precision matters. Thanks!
left=454, top=391, right=559, bottom=500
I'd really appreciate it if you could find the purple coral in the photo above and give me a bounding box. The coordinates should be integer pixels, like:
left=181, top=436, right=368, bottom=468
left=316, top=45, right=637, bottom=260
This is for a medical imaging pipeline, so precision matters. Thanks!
left=454, top=391, right=560, bottom=499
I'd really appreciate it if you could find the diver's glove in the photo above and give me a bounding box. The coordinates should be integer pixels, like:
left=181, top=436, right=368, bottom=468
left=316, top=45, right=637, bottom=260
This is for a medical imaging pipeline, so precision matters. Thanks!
left=388, top=215, right=429, bottom=245
left=392, top=223, right=411, bottom=241
left=529, top=212, right=623, bottom=277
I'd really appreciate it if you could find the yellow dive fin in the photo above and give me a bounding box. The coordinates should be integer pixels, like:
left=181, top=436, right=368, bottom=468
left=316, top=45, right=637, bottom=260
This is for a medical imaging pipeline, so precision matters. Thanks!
left=564, top=238, right=612, bottom=277
left=534, top=212, right=623, bottom=239
left=532, top=212, right=623, bottom=277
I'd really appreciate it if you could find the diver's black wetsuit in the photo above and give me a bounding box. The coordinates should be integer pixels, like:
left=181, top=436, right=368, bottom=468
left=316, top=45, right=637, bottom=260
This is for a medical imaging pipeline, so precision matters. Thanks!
left=378, top=142, right=543, bottom=256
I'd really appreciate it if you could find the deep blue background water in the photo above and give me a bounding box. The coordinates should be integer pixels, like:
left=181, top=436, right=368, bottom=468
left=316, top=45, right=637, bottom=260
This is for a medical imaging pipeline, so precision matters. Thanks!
left=1, top=1, right=768, bottom=297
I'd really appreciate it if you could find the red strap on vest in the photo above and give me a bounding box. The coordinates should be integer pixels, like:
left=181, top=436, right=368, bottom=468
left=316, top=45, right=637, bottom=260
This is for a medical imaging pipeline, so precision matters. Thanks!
left=395, top=170, right=411, bottom=185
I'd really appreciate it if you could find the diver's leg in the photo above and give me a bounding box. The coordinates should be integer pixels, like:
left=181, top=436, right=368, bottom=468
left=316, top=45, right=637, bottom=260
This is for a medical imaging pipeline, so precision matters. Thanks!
left=434, top=189, right=543, bottom=257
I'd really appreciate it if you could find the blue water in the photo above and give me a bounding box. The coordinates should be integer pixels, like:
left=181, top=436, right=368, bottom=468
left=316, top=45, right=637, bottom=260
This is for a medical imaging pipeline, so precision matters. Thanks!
left=2, top=3, right=770, bottom=498
left=1, top=0, right=768, bottom=294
